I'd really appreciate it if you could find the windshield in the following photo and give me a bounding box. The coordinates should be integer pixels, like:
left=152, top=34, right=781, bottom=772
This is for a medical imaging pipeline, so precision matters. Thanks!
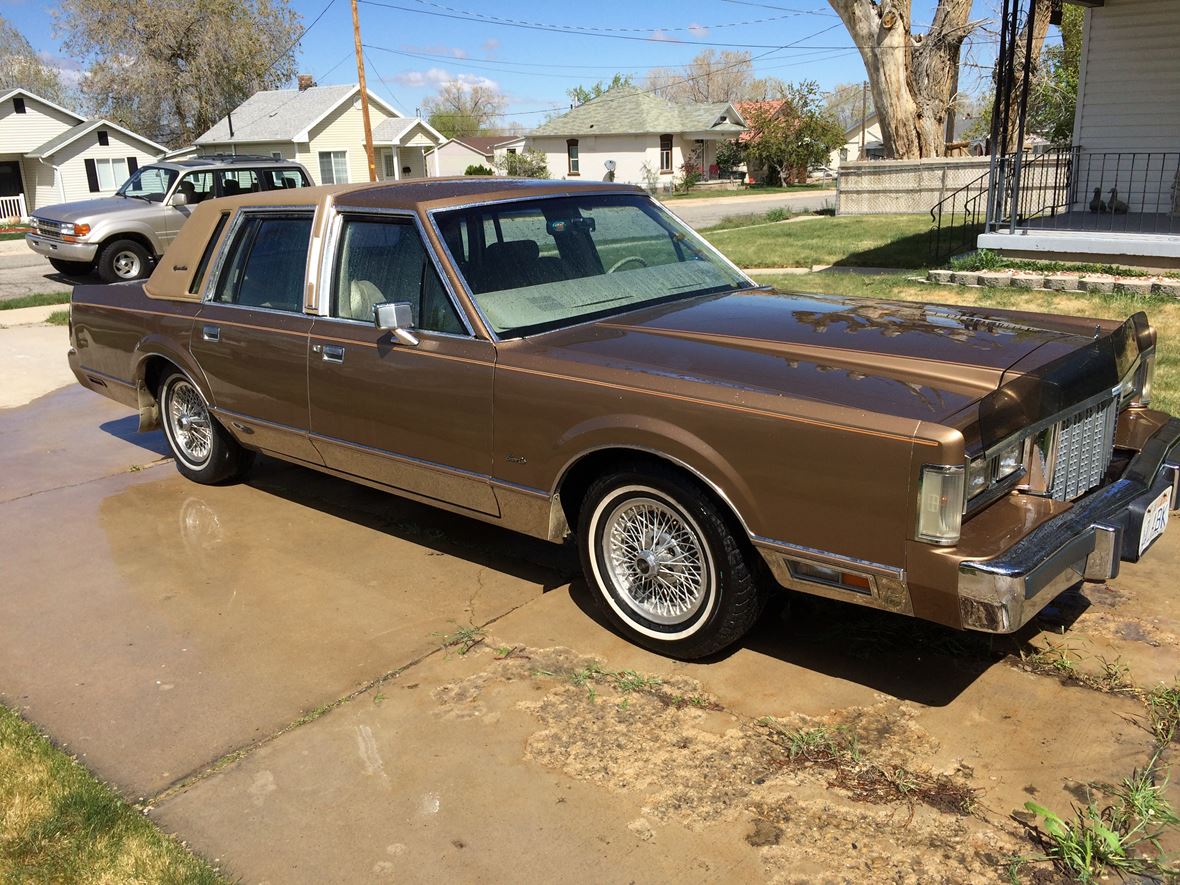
left=433, top=194, right=751, bottom=337
left=116, top=165, right=179, bottom=202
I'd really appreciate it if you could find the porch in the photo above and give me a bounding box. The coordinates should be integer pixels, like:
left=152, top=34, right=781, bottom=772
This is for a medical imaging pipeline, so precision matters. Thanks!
left=372, top=117, right=444, bottom=180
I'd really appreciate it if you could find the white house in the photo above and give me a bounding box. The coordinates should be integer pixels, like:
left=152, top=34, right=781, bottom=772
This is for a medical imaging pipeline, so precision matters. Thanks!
left=0, top=88, right=166, bottom=220
left=193, top=82, right=446, bottom=184
left=428, top=135, right=521, bottom=176
left=526, top=86, right=745, bottom=187
left=830, top=112, right=884, bottom=168
left=975, top=0, right=1179, bottom=266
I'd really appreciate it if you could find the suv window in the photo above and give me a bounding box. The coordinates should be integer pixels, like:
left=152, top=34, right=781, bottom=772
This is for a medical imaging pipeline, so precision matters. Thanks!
left=262, top=168, right=310, bottom=190
left=176, top=171, right=214, bottom=206
left=213, top=213, right=312, bottom=312
left=217, top=169, right=261, bottom=198
left=333, top=217, right=465, bottom=335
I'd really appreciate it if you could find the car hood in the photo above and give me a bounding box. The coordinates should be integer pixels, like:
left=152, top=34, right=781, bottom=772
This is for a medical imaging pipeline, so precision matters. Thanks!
left=34, top=196, right=157, bottom=223
left=522, top=290, right=1099, bottom=423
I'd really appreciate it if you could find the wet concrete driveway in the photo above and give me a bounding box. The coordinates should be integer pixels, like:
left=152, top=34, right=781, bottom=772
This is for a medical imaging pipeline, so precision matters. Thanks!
left=2, top=385, right=1179, bottom=883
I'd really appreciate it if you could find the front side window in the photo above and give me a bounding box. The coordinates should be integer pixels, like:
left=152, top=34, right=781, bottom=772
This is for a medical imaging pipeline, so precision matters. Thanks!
left=659, top=135, right=673, bottom=173
left=332, top=217, right=464, bottom=335
left=212, top=213, right=312, bottom=312
left=319, top=151, right=349, bottom=185
left=566, top=139, right=579, bottom=176
left=117, top=165, right=178, bottom=202
left=217, top=169, right=260, bottom=197
left=95, top=157, right=129, bottom=191
left=433, top=194, right=748, bottom=337
left=176, top=171, right=214, bottom=205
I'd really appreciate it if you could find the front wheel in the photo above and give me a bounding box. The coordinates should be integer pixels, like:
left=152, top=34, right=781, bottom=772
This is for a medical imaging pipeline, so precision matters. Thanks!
left=159, top=370, right=253, bottom=484
left=97, top=239, right=151, bottom=283
left=578, top=464, right=766, bottom=659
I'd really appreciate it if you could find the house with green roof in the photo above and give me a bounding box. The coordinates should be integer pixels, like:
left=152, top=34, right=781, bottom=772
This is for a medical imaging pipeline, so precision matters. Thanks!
left=526, top=86, right=745, bottom=188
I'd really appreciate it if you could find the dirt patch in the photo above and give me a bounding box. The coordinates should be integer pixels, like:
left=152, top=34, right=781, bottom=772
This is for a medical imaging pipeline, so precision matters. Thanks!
left=431, top=643, right=1027, bottom=883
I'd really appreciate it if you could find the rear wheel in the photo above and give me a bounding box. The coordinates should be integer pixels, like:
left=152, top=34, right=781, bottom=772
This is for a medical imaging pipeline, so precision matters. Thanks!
left=159, top=370, right=253, bottom=484
left=49, top=258, right=94, bottom=276
left=97, top=239, right=151, bottom=283
left=578, top=463, right=766, bottom=660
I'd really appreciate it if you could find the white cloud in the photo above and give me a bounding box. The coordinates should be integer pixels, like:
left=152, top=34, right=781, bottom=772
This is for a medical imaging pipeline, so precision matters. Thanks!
left=392, top=67, right=499, bottom=91
left=649, top=29, right=678, bottom=43
left=688, top=23, right=709, bottom=38
left=482, top=37, right=500, bottom=57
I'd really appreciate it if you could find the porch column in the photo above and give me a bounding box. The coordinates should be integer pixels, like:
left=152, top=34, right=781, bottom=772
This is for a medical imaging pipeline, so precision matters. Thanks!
left=431, top=145, right=440, bottom=178
left=393, top=147, right=400, bottom=180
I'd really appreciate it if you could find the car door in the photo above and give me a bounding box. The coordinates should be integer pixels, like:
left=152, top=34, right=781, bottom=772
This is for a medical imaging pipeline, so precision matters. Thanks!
left=190, top=208, right=321, bottom=464
left=161, top=171, right=214, bottom=248
left=307, top=212, right=498, bottom=515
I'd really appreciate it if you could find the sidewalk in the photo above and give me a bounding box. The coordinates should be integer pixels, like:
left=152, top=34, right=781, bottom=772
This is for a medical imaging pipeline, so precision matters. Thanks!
left=0, top=304, right=66, bottom=327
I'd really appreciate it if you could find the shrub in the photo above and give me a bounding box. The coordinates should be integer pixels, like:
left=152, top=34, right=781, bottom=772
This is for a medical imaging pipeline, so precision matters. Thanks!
left=464, top=164, right=494, bottom=176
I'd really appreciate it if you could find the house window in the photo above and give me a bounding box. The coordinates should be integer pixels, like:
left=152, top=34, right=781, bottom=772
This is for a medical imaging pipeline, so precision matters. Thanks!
left=507, top=148, right=517, bottom=155
left=97, top=131, right=109, bottom=146
left=659, top=135, right=673, bottom=173
left=383, top=151, right=396, bottom=179
left=272, top=152, right=282, bottom=161
left=566, top=139, right=579, bottom=175
left=318, top=150, right=349, bottom=185
left=94, top=157, right=129, bottom=191
left=13, top=96, right=25, bottom=114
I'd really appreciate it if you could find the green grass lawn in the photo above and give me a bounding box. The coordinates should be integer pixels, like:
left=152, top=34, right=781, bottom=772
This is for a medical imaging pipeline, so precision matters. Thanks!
left=707, top=213, right=946, bottom=269
left=0, top=292, right=71, bottom=310
left=660, top=183, right=833, bottom=201
left=0, top=705, right=225, bottom=883
left=0, top=231, right=29, bottom=241
left=758, top=270, right=1180, bottom=416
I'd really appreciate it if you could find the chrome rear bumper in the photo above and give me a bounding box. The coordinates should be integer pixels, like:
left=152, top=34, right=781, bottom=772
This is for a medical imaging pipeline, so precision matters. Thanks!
left=958, top=417, right=1180, bottom=633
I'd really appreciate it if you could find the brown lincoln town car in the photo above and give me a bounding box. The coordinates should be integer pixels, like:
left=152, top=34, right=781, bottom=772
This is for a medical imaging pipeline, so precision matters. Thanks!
left=67, top=178, right=1179, bottom=659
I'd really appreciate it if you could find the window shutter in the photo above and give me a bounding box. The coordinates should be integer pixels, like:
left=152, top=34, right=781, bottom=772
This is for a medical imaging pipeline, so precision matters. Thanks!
left=127, top=157, right=139, bottom=173
left=84, top=159, right=100, bottom=193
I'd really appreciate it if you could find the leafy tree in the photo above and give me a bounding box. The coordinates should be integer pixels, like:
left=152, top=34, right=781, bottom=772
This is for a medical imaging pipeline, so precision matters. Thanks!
left=424, top=80, right=506, bottom=139
left=0, top=16, right=68, bottom=103
left=56, top=0, right=301, bottom=147
left=464, top=164, right=494, bottom=176
left=742, top=82, right=844, bottom=186
left=567, top=73, right=633, bottom=107
left=495, top=148, right=549, bottom=179
left=1027, top=5, right=1083, bottom=144
left=714, top=139, right=743, bottom=175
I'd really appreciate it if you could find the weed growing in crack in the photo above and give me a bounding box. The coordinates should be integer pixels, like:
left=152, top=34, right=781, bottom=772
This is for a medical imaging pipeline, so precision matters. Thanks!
left=1018, top=644, right=1140, bottom=697
left=434, top=624, right=486, bottom=656
left=1146, top=683, right=1180, bottom=745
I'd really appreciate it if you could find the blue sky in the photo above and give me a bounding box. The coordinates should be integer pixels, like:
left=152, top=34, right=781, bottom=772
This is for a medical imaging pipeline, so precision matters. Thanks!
left=9, top=0, right=1048, bottom=125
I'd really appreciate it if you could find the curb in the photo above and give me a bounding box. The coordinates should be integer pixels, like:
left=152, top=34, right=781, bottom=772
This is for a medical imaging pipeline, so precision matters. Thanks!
left=0, top=304, right=68, bottom=327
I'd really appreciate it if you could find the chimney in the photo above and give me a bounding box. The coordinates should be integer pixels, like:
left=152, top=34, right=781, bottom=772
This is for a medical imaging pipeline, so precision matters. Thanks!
left=297, top=74, right=316, bottom=92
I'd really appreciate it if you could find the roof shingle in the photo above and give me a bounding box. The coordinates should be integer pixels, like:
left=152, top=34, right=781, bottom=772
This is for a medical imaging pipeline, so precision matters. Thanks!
left=530, top=86, right=745, bottom=137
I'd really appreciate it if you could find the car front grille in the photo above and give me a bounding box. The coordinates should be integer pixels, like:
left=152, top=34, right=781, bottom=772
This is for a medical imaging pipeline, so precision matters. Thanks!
left=32, top=217, right=62, bottom=240
left=1049, top=397, right=1118, bottom=500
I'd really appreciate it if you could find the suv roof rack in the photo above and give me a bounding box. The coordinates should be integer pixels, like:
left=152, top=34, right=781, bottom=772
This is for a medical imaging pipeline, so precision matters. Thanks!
left=176, top=154, right=289, bottom=166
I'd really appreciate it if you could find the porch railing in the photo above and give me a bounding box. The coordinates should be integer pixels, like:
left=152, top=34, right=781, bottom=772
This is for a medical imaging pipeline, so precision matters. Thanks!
left=0, top=193, right=27, bottom=222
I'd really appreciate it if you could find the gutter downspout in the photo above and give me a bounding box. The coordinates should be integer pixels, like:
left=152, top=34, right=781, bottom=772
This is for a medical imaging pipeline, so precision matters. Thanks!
left=35, top=155, right=66, bottom=204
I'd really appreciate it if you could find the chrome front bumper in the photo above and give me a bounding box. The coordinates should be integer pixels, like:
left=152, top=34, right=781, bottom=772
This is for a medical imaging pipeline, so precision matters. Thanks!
left=26, top=233, right=98, bottom=262
left=959, top=417, right=1180, bottom=633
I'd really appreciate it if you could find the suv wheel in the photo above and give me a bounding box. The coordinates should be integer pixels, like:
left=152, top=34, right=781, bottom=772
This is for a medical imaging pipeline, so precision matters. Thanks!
left=97, top=239, right=151, bottom=283
left=49, top=258, right=94, bottom=276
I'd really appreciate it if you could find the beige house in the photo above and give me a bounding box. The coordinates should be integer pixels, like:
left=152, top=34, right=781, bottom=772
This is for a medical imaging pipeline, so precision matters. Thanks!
left=427, top=135, right=525, bottom=177
left=830, top=112, right=884, bottom=168
left=526, top=86, right=745, bottom=188
left=193, top=83, right=445, bottom=184
left=0, top=88, right=165, bottom=220
left=976, top=0, right=1180, bottom=265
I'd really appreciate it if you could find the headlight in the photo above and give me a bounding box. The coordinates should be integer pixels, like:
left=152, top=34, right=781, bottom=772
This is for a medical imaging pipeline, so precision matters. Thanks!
left=60, top=222, right=91, bottom=240
left=917, top=465, right=965, bottom=545
left=995, top=441, right=1023, bottom=479
left=1134, top=352, right=1156, bottom=406
left=966, top=457, right=990, bottom=499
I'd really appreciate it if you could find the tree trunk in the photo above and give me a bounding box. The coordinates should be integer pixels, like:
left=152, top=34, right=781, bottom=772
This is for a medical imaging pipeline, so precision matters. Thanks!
left=997, top=0, right=1054, bottom=152
left=827, top=0, right=978, bottom=159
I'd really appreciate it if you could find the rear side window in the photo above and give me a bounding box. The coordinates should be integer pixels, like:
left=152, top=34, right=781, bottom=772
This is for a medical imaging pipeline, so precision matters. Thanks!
left=262, top=168, right=310, bottom=190
left=189, top=213, right=229, bottom=295
left=217, top=169, right=260, bottom=198
left=212, top=213, right=312, bottom=312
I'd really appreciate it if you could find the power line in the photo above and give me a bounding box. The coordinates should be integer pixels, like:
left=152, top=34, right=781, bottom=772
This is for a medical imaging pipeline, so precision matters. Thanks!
left=260, top=0, right=339, bottom=78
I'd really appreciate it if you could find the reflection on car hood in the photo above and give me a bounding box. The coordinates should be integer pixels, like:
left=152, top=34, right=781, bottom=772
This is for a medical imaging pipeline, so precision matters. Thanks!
left=525, top=289, right=1097, bottom=423
left=35, top=197, right=157, bottom=223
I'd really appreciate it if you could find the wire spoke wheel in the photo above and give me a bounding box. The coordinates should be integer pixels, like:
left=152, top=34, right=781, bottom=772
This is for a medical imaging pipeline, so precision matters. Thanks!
left=601, top=496, right=709, bottom=626
left=167, top=379, right=212, bottom=467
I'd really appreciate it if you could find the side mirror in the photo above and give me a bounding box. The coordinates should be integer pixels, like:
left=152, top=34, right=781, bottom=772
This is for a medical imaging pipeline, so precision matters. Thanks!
left=374, top=301, right=419, bottom=346
left=169, top=192, right=188, bottom=207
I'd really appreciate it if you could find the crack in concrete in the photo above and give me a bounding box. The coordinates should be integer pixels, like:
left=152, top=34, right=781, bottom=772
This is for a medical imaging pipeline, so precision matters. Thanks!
left=0, top=458, right=171, bottom=504
left=142, top=596, right=539, bottom=809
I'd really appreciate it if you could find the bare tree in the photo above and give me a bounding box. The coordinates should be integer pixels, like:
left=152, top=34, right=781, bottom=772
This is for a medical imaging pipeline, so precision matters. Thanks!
left=57, top=0, right=302, bottom=147
left=0, top=16, right=68, bottom=103
left=824, top=82, right=870, bottom=131
left=423, top=80, right=507, bottom=139
left=826, top=0, right=982, bottom=158
left=646, top=50, right=755, bottom=103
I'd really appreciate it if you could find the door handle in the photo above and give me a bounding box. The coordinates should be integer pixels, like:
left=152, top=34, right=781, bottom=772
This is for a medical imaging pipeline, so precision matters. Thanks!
left=202, top=325, right=220, bottom=342
left=321, top=344, right=345, bottom=363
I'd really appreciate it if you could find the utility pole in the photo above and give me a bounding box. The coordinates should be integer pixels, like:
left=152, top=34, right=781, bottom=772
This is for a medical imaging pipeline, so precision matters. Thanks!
left=859, top=80, right=867, bottom=159
left=350, top=0, right=377, bottom=182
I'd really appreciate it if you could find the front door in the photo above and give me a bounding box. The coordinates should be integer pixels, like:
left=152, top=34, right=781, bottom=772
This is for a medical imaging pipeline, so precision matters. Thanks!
left=307, top=213, right=497, bottom=515
left=190, top=208, right=320, bottom=463
left=0, top=161, right=23, bottom=197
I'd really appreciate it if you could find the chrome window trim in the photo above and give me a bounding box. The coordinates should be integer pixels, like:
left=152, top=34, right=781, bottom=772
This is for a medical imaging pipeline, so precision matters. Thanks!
left=203, top=205, right=317, bottom=309
left=424, top=191, right=757, bottom=344
left=318, top=205, right=475, bottom=338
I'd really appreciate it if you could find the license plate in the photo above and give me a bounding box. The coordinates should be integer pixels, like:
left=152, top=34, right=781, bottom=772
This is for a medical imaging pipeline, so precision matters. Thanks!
left=1139, top=488, right=1172, bottom=555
